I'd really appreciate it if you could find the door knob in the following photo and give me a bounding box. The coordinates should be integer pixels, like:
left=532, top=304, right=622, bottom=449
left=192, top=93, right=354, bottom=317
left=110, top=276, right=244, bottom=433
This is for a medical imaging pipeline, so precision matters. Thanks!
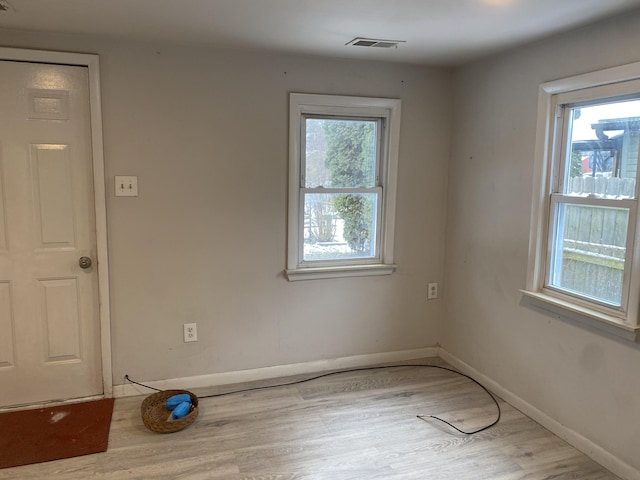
left=79, top=256, right=93, bottom=269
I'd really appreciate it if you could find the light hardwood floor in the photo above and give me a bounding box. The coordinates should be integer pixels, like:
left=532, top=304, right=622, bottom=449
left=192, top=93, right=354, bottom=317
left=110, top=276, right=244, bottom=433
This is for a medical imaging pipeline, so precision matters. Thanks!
left=0, top=359, right=621, bottom=479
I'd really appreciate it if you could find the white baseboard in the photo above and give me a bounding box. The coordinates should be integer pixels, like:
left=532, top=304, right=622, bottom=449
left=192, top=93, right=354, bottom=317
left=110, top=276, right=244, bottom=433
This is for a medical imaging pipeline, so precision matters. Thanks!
left=438, top=349, right=640, bottom=480
left=113, top=346, right=439, bottom=398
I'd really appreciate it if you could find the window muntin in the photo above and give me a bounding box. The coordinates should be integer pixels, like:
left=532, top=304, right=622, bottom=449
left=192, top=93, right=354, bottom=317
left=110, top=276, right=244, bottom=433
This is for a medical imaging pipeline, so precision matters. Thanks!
left=545, top=95, right=640, bottom=313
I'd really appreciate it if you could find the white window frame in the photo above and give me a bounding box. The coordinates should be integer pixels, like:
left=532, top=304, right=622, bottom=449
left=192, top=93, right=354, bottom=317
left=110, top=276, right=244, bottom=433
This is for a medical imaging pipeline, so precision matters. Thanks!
left=523, top=62, right=640, bottom=342
left=286, top=93, right=401, bottom=281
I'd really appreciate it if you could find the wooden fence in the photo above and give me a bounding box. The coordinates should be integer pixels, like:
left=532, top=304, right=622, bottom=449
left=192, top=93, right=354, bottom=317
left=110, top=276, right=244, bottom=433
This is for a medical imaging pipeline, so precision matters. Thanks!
left=558, top=176, right=635, bottom=304
left=568, top=175, right=635, bottom=198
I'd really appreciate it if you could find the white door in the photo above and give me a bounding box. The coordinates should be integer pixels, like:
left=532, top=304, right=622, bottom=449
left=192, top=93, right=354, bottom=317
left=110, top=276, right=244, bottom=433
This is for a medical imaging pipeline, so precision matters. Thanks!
left=0, top=60, right=102, bottom=407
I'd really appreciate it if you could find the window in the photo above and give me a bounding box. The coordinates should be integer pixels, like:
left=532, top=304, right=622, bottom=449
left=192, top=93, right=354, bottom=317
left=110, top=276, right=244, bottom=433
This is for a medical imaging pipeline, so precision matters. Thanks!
left=286, top=94, right=401, bottom=281
left=524, top=62, right=640, bottom=341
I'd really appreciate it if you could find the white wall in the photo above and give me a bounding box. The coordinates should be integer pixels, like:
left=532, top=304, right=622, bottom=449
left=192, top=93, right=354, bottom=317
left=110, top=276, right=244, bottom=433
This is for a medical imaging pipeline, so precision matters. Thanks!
left=5, top=6, right=639, bottom=475
left=0, top=30, right=450, bottom=382
left=444, top=9, right=640, bottom=473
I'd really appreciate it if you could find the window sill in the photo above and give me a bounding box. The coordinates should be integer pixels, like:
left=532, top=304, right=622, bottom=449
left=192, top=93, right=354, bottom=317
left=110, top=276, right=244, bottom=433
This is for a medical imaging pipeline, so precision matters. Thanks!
left=520, top=290, right=639, bottom=342
left=285, top=264, right=396, bottom=281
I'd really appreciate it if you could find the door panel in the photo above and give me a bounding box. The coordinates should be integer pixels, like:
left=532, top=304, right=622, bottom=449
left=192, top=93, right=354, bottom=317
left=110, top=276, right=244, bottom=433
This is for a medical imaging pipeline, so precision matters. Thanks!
left=0, top=281, right=15, bottom=369
left=0, top=157, right=7, bottom=252
left=31, top=144, right=76, bottom=247
left=40, top=277, right=82, bottom=362
left=0, top=60, right=102, bottom=407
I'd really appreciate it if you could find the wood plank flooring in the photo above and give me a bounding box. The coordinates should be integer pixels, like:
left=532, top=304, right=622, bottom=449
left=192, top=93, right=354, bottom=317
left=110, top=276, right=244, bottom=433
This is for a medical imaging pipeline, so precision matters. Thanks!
left=0, top=358, right=621, bottom=479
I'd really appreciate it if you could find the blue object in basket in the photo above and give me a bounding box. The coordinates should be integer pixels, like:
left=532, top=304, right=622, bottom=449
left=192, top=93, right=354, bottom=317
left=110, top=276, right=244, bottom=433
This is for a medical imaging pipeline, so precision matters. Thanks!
left=165, top=393, right=191, bottom=410
left=171, top=401, right=191, bottom=420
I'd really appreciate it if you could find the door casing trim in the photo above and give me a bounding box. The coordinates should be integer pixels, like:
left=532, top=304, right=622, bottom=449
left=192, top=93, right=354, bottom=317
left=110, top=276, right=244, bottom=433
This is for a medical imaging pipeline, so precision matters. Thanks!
left=0, top=47, right=112, bottom=398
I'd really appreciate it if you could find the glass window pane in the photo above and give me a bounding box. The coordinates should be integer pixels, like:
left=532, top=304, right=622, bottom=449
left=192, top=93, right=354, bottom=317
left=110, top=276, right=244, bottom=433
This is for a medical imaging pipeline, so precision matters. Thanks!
left=305, top=118, right=377, bottom=188
left=564, top=99, right=640, bottom=198
left=548, top=202, right=629, bottom=306
left=303, top=192, right=378, bottom=261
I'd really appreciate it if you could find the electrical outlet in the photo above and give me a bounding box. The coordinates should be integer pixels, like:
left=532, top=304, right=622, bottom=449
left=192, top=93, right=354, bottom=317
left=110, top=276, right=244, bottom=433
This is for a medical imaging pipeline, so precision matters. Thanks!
left=428, top=282, right=438, bottom=300
left=183, top=323, right=197, bottom=342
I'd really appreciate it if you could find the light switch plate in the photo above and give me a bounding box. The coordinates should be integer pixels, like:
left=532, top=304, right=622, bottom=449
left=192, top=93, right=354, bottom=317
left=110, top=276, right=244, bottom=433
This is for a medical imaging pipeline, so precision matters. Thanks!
left=115, top=176, right=138, bottom=197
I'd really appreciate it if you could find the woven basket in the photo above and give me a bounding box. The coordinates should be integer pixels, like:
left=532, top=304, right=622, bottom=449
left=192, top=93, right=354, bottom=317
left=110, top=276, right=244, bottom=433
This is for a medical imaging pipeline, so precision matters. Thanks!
left=141, top=389, right=199, bottom=433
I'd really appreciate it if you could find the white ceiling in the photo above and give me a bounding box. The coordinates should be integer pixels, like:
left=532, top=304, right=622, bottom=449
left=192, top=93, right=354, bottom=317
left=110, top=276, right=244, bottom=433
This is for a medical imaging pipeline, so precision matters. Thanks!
left=1, top=0, right=640, bottom=65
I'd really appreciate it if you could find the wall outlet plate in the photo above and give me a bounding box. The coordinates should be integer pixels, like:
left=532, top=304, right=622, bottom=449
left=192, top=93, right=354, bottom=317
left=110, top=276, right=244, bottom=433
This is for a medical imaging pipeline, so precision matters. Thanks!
left=183, top=323, right=197, bottom=342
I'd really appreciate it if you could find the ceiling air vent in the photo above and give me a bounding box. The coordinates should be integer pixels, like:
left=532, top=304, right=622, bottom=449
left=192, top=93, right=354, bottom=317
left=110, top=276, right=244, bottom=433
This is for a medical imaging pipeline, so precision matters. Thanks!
left=347, top=37, right=406, bottom=49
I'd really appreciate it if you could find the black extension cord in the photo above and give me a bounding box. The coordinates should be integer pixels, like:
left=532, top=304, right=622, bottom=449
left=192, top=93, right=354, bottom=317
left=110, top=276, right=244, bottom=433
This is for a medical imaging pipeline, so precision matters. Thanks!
left=125, top=363, right=500, bottom=435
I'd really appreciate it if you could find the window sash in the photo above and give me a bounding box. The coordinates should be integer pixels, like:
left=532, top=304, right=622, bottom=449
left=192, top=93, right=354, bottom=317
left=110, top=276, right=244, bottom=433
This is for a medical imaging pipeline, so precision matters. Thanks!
left=555, top=100, right=640, bottom=199
left=301, top=115, right=383, bottom=189
left=545, top=193, right=637, bottom=312
left=298, top=187, right=383, bottom=266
